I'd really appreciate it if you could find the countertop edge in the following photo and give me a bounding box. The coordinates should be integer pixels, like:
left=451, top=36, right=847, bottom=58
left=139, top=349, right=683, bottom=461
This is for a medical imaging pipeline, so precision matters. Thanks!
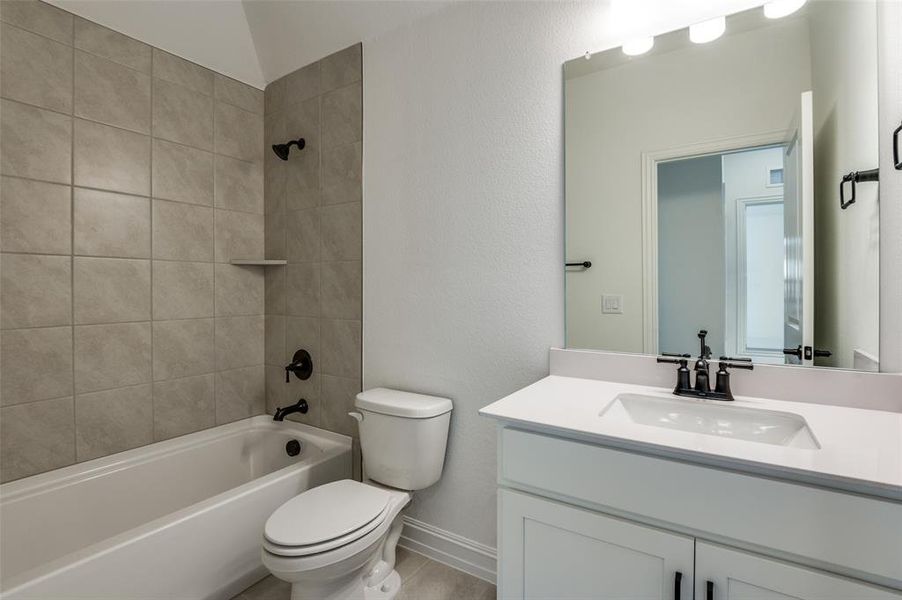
left=480, top=411, right=902, bottom=503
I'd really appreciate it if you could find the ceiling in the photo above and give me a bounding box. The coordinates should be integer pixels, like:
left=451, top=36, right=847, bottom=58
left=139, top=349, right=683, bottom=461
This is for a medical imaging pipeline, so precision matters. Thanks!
left=48, top=0, right=452, bottom=89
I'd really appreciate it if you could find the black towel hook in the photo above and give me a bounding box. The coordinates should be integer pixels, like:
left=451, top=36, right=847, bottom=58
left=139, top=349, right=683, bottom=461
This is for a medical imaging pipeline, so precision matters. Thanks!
left=839, top=168, right=878, bottom=210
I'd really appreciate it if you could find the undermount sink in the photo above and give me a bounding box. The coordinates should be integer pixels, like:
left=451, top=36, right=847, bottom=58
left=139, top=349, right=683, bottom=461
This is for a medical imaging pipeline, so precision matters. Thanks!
left=600, top=393, right=820, bottom=449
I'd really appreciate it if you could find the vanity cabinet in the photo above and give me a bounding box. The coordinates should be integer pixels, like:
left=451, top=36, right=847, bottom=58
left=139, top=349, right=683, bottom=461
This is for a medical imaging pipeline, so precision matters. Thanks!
left=695, top=543, right=900, bottom=600
left=495, top=427, right=902, bottom=598
left=499, top=489, right=693, bottom=599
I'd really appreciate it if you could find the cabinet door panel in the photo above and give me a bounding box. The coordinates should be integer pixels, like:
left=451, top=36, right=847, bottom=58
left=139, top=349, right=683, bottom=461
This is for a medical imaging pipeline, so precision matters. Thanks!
left=499, top=489, right=693, bottom=599
left=696, top=542, right=902, bottom=600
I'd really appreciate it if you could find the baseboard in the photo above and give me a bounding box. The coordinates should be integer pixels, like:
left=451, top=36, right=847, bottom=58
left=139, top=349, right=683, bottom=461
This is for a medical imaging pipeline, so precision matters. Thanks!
left=398, top=516, right=497, bottom=584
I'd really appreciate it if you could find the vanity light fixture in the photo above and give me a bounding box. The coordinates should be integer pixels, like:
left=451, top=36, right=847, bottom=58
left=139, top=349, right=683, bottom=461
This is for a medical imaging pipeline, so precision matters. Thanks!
left=763, top=0, right=807, bottom=19
left=689, top=16, right=725, bottom=44
left=622, top=36, right=654, bottom=56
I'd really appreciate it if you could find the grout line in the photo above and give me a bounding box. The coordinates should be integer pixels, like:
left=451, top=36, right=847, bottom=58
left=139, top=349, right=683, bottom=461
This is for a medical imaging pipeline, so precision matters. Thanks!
left=69, top=12, right=77, bottom=462
left=149, top=46, right=156, bottom=443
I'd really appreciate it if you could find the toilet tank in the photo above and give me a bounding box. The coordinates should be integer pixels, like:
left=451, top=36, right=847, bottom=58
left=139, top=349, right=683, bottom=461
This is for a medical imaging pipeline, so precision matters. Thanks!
left=353, top=388, right=452, bottom=490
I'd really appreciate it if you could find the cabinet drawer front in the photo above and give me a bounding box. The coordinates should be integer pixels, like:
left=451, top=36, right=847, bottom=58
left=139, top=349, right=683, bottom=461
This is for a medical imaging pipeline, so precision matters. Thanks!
left=500, top=427, right=902, bottom=587
left=499, top=489, right=693, bottom=599
left=696, top=542, right=902, bottom=599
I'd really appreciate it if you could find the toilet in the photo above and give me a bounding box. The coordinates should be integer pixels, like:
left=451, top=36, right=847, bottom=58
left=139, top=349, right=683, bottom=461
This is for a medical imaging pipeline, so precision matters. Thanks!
left=261, top=388, right=452, bottom=600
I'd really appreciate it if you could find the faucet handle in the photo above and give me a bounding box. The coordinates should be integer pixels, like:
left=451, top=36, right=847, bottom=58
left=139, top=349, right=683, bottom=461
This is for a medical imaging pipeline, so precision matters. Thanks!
left=718, top=356, right=754, bottom=370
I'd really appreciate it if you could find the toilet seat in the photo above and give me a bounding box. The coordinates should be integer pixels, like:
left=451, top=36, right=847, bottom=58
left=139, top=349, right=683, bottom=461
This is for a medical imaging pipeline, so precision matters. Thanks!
left=263, top=480, right=393, bottom=557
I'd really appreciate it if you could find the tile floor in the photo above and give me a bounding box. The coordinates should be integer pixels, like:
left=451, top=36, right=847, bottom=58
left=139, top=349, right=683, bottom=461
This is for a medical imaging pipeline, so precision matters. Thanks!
left=232, top=547, right=496, bottom=600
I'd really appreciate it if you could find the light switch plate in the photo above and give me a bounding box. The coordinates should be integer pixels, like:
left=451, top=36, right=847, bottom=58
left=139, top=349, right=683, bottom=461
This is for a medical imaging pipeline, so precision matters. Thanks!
left=602, top=294, right=623, bottom=314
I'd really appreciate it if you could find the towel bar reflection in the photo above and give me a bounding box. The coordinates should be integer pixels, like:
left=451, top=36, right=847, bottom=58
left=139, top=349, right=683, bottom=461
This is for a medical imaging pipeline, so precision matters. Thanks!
left=839, top=168, right=878, bottom=210
left=566, top=261, right=592, bottom=269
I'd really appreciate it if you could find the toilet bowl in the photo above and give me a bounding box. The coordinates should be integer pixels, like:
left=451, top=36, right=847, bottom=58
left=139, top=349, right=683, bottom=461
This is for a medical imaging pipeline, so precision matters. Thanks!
left=262, top=388, right=452, bottom=600
left=261, top=480, right=411, bottom=600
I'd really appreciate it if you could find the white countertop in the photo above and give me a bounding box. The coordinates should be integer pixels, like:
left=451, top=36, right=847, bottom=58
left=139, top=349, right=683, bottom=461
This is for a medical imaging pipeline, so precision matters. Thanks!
left=479, top=375, right=902, bottom=501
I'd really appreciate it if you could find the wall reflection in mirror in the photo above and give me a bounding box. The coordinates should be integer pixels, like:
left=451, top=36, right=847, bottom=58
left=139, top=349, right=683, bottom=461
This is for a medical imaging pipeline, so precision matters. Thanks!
left=564, top=0, right=881, bottom=371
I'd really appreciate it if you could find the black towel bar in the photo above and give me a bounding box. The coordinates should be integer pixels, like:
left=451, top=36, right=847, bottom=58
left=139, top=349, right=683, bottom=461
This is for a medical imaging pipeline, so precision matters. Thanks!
left=840, top=168, right=878, bottom=210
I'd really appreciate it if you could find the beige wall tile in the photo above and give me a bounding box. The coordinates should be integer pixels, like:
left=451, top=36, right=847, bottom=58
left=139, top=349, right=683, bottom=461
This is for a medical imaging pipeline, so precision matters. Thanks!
left=284, top=62, right=320, bottom=104
left=0, top=99, right=71, bottom=183
left=73, top=257, right=150, bottom=324
left=152, top=49, right=213, bottom=96
left=320, top=319, right=360, bottom=379
left=265, top=314, right=285, bottom=366
left=75, top=384, right=152, bottom=461
left=322, top=83, right=361, bottom=149
left=264, top=112, right=287, bottom=214
left=320, top=201, right=361, bottom=261
left=152, top=77, right=213, bottom=150
left=320, top=374, right=360, bottom=436
left=285, top=317, right=319, bottom=366
left=0, top=0, right=72, bottom=44
left=214, top=208, right=263, bottom=262
left=0, top=176, right=71, bottom=254
left=0, top=396, right=74, bottom=483
left=286, top=208, right=320, bottom=263
left=214, top=74, right=263, bottom=115
left=0, top=253, right=71, bottom=328
left=215, top=315, right=264, bottom=370
left=152, top=260, right=213, bottom=319
left=322, top=142, right=362, bottom=205
left=283, top=317, right=320, bottom=412
left=153, top=373, right=214, bottom=441
left=151, top=139, right=213, bottom=206
left=285, top=262, right=319, bottom=318
left=73, top=188, right=150, bottom=258
left=74, top=50, right=151, bottom=133
left=214, top=101, right=262, bottom=162
left=74, top=322, right=151, bottom=393
left=214, top=154, right=263, bottom=213
left=73, top=118, right=150, bottom=195
left=74, top=17, right=150, bottom=73
left=152, top=318, right=214, bottom=381
left=284, top=97, right=320, bottom=212
left=320, top=44, right=361, bottom=93
left=264, top=211, right=286, bottom=260
left=152, top=199, right=213, bottom=261
left=214, top=264, right=264, bottom=317
left=1, top=326, right=72, bottom=406
left=264, top=77, right=285, bottom=116
left=0, top=23, right=72, bottom=113
left=264, top=265, right=286, bottom=315
left=215, top=365, right=264, bottom=424
left=320, top=261, right=361, bottom=320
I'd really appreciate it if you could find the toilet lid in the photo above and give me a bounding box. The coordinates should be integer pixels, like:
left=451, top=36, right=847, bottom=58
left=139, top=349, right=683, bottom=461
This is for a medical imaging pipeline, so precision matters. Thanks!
left=264, top=480, right=391, bottom=547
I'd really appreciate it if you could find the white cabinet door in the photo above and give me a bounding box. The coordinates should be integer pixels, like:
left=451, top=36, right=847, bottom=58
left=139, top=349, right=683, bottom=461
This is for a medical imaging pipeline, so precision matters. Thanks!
left=696, top=542, right=902, bottom=600
left=498, top=489, right=693, bottom=600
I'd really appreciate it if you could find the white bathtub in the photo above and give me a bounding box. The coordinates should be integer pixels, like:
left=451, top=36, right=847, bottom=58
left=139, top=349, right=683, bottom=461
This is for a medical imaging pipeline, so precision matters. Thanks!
left=0, top=416, right=351, bottom=599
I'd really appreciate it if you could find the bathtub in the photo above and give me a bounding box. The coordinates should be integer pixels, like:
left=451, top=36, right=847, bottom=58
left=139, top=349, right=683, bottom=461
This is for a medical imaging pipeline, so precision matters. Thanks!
left=0, top=416, right=351, bottom=599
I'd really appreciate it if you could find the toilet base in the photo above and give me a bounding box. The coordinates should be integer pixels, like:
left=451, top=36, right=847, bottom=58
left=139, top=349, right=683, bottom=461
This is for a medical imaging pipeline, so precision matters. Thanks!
left=287, top=569, right=401, bottom=600
left=364, top=569, right=401, bottom=600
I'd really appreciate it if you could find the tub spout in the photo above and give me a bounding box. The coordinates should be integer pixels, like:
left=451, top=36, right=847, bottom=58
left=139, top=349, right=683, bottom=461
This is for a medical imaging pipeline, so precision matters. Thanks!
left=273, top=398, right=308, bottom=421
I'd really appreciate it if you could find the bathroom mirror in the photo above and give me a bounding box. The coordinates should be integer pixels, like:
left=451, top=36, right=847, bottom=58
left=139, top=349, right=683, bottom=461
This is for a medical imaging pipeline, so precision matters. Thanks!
left=564, top=1, right=884, bottom=371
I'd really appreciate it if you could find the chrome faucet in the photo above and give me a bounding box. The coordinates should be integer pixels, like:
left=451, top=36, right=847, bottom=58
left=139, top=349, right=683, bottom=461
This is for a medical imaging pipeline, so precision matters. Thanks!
left=657, top=329, right=753, bottom=401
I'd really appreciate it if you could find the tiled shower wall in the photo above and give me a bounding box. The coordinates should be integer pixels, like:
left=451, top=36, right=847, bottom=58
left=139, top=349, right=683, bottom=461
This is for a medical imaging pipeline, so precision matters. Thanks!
left=0, top=0, right=265, bottom=482
left=263, top=46, right=362, bottom=445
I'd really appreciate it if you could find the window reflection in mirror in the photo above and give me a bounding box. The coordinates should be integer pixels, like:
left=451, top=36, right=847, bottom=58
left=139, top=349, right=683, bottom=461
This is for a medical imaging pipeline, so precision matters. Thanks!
left=564, top=1, right=880, bottom=371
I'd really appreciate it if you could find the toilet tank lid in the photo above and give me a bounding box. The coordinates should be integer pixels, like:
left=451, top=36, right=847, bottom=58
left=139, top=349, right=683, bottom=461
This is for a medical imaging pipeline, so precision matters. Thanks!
left=356, top=388, right=452, bottom=418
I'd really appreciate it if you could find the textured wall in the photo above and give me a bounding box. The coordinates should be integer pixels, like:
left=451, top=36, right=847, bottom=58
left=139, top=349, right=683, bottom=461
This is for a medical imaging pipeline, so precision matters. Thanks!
left=262, top=45, right=362, bottom=465
left=0, top=0, right=265, bottom=483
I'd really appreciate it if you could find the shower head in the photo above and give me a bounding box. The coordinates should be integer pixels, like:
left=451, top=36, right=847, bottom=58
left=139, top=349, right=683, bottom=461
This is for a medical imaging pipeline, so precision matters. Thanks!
left=272, top=138, right=306, bottom=161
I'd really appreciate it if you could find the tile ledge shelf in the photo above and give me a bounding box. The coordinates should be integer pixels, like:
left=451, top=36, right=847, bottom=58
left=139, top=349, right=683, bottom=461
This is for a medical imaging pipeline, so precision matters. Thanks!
left=229, top=259, right=287, bottom=266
